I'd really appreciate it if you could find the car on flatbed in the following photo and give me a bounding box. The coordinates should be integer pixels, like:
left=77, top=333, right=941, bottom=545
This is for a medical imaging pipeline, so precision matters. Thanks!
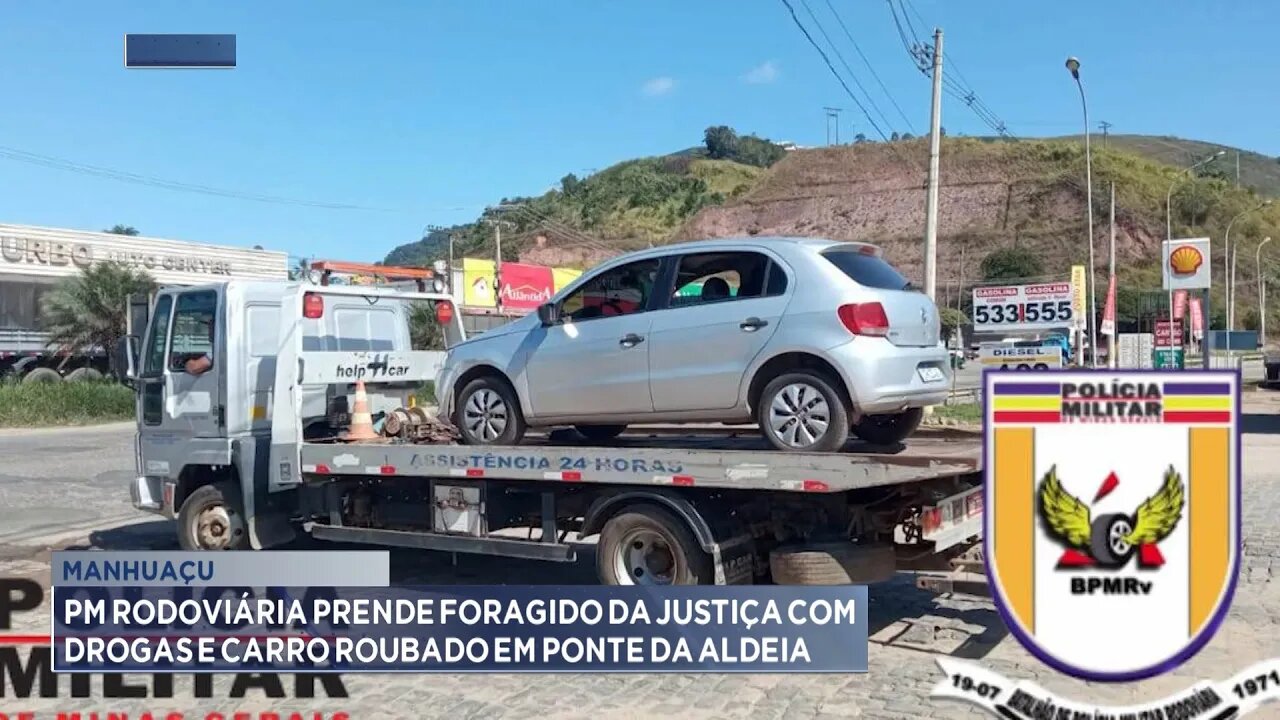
left=115, top=282, right=983, bottom=590
left=438, top=237, right=951, bottom=453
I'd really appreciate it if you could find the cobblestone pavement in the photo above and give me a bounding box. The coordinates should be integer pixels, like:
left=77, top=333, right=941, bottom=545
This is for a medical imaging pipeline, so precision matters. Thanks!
left=2, top=395, right=1280, bottom=719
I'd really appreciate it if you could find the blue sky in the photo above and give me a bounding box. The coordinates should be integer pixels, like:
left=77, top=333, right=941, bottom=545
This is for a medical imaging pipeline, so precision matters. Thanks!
left=1, top=1, right=1276, bottom=263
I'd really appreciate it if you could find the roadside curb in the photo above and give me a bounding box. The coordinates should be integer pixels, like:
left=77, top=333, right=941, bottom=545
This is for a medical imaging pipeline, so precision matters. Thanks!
left=0, top=420, right=134, bottom=436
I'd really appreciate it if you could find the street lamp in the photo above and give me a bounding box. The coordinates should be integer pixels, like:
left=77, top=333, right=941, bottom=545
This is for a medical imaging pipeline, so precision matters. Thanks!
left=1225, top=199, right=1272, bottom=363
left=1065, top=57, right=1097, bottom=367
left=1257, top=236, right=1273, bottom=347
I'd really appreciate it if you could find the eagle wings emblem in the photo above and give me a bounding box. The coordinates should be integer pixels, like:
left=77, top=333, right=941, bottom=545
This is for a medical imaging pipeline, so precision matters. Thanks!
left=1038, top=465, right=1185, bottom=557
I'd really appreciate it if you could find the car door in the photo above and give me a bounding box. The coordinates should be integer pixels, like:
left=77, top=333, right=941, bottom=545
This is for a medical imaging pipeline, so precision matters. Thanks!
left=648, top=250, right=790, bottom=412
left=523, top=257, right=661, bottom=418
left=164, top=289, right=223, bottom=437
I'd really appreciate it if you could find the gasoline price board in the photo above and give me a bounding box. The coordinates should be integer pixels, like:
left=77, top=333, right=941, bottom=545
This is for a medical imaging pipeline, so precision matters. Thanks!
left=971, top=282, right=1075, bottom=332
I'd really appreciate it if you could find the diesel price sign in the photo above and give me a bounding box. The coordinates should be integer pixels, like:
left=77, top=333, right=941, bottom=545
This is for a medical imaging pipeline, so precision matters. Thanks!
left=971, top=282, right=1074, bottom=332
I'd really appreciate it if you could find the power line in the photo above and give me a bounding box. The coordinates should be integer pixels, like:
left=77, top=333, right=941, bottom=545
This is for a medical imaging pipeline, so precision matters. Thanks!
left=779, top=0, right=892, bottom=143
left=796, top=0, right=900, bottom=141
left=820, top=0, right=917, bottom=134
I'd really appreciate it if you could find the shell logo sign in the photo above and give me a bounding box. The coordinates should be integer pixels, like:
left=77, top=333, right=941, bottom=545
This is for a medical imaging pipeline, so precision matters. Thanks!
left=1168, top=245, right=1203, bottom=276
left=1162, top=238, right=1211, bottom=291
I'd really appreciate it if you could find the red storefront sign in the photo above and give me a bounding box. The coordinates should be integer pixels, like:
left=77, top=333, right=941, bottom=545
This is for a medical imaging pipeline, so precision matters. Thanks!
left=497, top=262, right=554, bottom=311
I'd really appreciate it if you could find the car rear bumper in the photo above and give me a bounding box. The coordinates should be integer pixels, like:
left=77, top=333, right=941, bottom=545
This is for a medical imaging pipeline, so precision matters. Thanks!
left=827, top=338, right=951, bottom=414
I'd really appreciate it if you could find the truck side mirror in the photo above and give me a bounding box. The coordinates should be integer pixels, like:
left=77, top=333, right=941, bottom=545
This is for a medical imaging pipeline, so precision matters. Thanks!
left=114, top=336, right=139, bottom=387
left=536, top=303, right=561, bottom=326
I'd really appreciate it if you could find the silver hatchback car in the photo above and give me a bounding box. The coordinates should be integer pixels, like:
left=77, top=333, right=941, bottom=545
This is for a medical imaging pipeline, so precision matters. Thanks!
left=437, top=237, right=950, bottom=452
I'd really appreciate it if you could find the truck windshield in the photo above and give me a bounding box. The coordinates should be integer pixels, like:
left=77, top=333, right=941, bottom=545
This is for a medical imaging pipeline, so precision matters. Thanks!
left=821, top=248, right=912, bottom=291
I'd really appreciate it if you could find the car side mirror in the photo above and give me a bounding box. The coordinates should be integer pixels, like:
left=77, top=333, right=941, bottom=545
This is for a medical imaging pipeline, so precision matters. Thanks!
left=114, top=336, right=139, bottom=387
left=537, top=303, right=561, bottom=326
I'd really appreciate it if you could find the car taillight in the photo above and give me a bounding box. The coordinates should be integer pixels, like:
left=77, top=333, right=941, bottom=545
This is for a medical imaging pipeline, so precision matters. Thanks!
left=303, top=293, right=324, bottom=319
left=435, top=301, right=454, bottom=325
left=838, top=303, right=890, bottom=336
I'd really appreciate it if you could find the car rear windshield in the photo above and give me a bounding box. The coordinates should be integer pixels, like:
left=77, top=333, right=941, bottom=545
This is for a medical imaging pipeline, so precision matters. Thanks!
left=821, top=248, right=912, bottom=290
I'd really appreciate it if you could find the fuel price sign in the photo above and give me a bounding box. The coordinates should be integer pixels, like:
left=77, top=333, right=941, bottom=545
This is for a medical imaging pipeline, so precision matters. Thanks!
left=971, top=282, right=1075, bottom=332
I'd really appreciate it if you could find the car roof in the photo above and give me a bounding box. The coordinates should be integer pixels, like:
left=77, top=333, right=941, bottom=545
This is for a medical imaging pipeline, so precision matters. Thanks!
left=601, top=236, right=874, bottom=264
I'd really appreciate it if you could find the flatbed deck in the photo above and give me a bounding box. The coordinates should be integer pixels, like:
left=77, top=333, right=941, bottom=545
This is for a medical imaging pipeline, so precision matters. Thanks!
left=298, top=426, right=982, bottom=493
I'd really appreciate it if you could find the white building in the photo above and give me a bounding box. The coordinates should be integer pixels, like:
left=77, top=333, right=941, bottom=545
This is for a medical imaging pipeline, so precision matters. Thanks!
left=0, top=223, right=288, bottom=353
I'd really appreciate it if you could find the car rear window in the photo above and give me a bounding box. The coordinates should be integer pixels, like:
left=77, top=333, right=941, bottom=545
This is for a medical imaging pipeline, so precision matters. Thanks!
left=821, top=248, right=912, bottom=291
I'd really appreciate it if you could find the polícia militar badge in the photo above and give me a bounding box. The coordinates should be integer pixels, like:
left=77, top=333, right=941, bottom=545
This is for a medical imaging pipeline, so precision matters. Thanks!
left=983, top=370, right=1240, bottom=681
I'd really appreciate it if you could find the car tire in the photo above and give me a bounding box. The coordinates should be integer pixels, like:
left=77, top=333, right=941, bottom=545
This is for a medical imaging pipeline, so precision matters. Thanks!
left=1089, top=513, right=1137, bottom=568
left=22, top=367, right=62, bottom=384
left=454, top=376, right=527, bottom=446
left=575, top=424, right=627, bottom=443
left=65, top=367, right=104, bottom=382
left=757, top=371, right=850, bottom=452
left=769, top=542, right=896, bottom=585
left=852, top=407, right=924, bottom=446
left=177, top=481, right=249, bottom=551
left=597, top=506, right=713, bottom=586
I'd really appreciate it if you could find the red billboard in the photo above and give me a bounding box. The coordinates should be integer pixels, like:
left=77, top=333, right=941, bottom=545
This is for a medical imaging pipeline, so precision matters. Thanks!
left=498, top=262, right=554, bottom=311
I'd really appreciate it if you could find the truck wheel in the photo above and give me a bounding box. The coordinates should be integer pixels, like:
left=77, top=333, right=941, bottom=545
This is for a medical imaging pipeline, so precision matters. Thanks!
left=1089, top=513, right=1136, bottom=568
left=575, top=424, right=627, bottom=443
left=852, top=407, right=923, bottom=446
left=597, top=506, right=713, bottom=586
left=177, top=481, right=249, bottom=551
left=769, top=542, right=896, bottom=585
left=66, top=367, right=103, bottom=382
left=757, top=371, right=851, bottom=452
left=454, top=376, right=526, bottom=446
left=22, top=367, right=61, bottom=384
left=1033, top=363, right=1049, bottom=370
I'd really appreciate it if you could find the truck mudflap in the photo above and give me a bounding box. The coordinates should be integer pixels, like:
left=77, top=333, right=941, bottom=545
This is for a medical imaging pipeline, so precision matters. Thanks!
left=711, top=534, right=757, bottom=585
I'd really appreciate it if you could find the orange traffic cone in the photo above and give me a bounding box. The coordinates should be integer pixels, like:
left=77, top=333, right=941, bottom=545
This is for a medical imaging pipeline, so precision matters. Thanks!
left=343, top=380, right=379, bottom=441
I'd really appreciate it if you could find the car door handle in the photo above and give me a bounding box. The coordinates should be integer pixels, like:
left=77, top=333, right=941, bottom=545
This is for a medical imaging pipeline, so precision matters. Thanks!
left=740, top=317, right=769, bottom=331
left=619, top=333, right=645, bottom=348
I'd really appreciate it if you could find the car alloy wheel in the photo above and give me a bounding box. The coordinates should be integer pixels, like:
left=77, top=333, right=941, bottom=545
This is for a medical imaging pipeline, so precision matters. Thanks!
left=464, top=388, right=509, bottom=442
left=768, top=382, right=831, bottom=449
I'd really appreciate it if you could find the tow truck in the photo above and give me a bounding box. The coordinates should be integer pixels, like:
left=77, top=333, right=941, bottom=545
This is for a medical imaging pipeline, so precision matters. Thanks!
left=115, top=282, right=985, bottom=591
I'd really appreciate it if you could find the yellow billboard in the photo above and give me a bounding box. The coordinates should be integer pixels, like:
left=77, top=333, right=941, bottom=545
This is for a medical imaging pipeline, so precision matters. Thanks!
left=552, top=267, right=582, bottom=293
left=462, top=257, right=496, bottom=307
left=1070, top=265, right=1086, bottom=330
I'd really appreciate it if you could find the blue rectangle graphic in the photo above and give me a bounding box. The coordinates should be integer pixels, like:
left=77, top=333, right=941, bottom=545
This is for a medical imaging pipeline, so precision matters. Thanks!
left=125, top=34, right=236, bottom=68
left=53, top=585, right=869, bottom=674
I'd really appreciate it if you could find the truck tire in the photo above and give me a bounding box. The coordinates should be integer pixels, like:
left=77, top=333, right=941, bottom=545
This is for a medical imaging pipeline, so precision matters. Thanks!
left=66, top=367, right=103, bottom=382
left=597, top=506, right=713, bottom=586
left=769, top=542, right=896, bottom=585
left=756, top=371, right=851, bottom=452
left=852, top=407, right=923, bottom=446
left=177, top=481, right=249, bottom=551
left=22, top=367, right=61, bottom=384
left=454, top=375, right=527, bottom=446
left=575, top=424, right=627, bottom=443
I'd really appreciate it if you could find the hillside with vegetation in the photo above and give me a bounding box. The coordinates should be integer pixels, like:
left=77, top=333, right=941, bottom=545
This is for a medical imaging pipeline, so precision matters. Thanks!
left=383, top=129, right=1280, bottom=329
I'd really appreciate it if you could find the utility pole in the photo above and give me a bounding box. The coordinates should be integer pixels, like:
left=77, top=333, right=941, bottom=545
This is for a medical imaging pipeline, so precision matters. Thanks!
left=824, top=107, right=843, bottom=145
left=1098, top=121, right=1112, bottom=147
left=484, top=210, right=516, bottom=312
left=1107, top=182, right=1117, bottom=368
left=1236, top=151, right=1241, bottom=188
left=922, top=28, right=943, bottom=303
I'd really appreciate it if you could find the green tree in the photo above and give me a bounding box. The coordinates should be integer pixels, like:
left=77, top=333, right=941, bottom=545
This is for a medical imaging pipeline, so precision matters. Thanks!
left=854, top=133, right=868, bottom=144
left=939, top=307, right=968, bottom=338
left=41, top=261, right=156, bottom=373
left=560, top=173, right=582, bottom=195
left=901, top=132, right=915, bottom=140
left=407, top=302, right=445, bottom=352
left=980, top=247, right=1043, bottom=282
left=704, top=126, right=739, bottom=159
left=734, top=135, right=786, bottom=168
left=890, top=131, right=901, bottom=142
left=104, top=225, right=140, bottom=236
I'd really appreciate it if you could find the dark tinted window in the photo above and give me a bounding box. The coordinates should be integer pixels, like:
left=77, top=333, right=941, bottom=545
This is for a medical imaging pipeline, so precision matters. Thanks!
left=821, top=248, right=912, bottom=291
left=765, top=262, right=788, bottom=296
left=168, top=291, right=217, bottom=371
left=561, top=258, right=660, bottom=322
left=670, top=252, right=771, bottom=307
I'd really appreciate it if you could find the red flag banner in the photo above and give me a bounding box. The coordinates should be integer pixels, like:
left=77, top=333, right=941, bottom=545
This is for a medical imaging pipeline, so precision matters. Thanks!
left=1188, top=296, right=1204, bottom=340
left=1173, top=289, right=1188, bottom=321
left=497, top=262, right=554, bottom=311
left=1101, top=275, right=1117, bottom=335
